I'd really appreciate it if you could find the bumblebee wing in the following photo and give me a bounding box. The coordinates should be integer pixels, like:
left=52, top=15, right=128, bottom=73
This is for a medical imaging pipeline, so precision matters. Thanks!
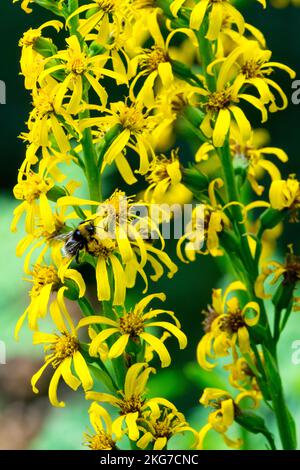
left=53, top=231, right=74, bottom=242
left=62, top=238, right=84, bottom=258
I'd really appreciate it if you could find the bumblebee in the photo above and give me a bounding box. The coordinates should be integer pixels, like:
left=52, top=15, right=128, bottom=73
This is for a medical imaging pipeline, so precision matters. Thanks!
left=62, top=220, right=96, bottom=262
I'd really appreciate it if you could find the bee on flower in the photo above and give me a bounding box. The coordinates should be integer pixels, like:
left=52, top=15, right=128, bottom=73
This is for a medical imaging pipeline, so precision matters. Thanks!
left=57, top=191, right=178, bottom=305
left=86, top=363, right=177, bottom=441
left=197, top=281, right=260, bottom=370
left=82, top=293, right=187, bottom=367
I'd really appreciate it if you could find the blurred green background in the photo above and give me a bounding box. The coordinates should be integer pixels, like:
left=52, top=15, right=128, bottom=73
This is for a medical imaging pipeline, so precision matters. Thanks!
left=0, top=1, right=300, bottom=450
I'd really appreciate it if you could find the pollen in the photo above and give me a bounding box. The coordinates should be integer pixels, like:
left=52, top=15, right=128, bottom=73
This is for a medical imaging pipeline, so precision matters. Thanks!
left=119, top=312, right=145, bottom=337
left=202, top=305, right=219, bottom=333
left=219, top=310, right=246, bottom=334
left=29, top=264, right=60, bottom=297
left=241, top=59, right=263, bottom=79
left=146, top=157, right=171, bottom=184
left=32, top=89, right=54, bottom=116
left=19, top=28, right=41, bottom=46
left=206, top=89, right=232, bottom=113
left=119, top=395, right=144, bottom=414
left=153, top=420, right=172, bottom=438
left=283, top=251, right=300, bottom=284
left=13, top=172, right=52, bottom=202
left=67, top=54, right=88, bottom=75
left=87, top=238, right=117, bottom=258
left=85, top=431, right=116, bottom=450
left=118, top=104, right=149, bottom=133
left=49, top=333, right=79, bottom=367
left=140, top=46, right=169, bottom=73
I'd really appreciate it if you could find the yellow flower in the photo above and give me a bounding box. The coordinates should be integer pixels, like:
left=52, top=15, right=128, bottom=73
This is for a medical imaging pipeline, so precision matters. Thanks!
left=15, top=256, right=85, bottom=337
left=15, top=181, right=79, bottom=274
left=57, top=191, right=178, bottom=304
left=154, top=80, right=199, bottom=144
left=67, top=0, right=131, bottom=39
left=19, top=21, right=63, bottom=90
left=81, top=98, right=159, bottom=181
left=129, top=27, right=196, bottom=106
left=86, top=363, right=177, bottom=440
left=229, top=126, right=288, bottom=195
left=40, top=35, right=126, bottom=112
left=255, top=245, right=300, bottom=301
left=13, top=0, right=34, bottom=13
left=137, top=408, right=197, bottom=450
left=12, top=169, right=54, bottom=234
left=84, top=402, right=122, bottom=450
left=199, top=67, right=268, bottom=147
left=269, top=175, right=300, bottom=221
left=27, top=83, right=79, bottom=154
left=170, top=0, right=248, bottom=41
left=81, top=292, right=187, bottom=368
left=224, top=354, right=262, bottom=400
left=144, top=149, right=183, bottom=203
left=87, top=24, right=133, bottom=84
left=197, top=387, right=259, bottom=449
left=197, top=281, right=260, bottom=370
left=209, top=41, right=295, bottom=112
left=177, top=178, right=238, bottom=261
left=31, top=297, right=96, bottom=407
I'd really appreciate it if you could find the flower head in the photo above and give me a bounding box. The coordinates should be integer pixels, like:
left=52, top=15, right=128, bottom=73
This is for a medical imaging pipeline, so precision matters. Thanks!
left=86, top=363, right=177, bottom=440
left=31, top=296, right=97, bottom=407
left=269, top=175, right=300, bottom=221
left=197, top=281, right=260, bottom=369
left=82, top=292, right=187, bottom=367
left=84, top=402, right=122, bottom=450
left=144, top=149, right=182, bottom=202
left=137, top=407, right=197, bottom=450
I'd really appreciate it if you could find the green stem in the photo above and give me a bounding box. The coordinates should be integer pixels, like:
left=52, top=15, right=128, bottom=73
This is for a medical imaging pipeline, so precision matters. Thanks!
left=195, top=23, right=216, bottom=92
left=80, top=112, right=102, bottom=204
left=273, top=306, right=282, bottom=344
left=263, top=346, right=297, bottom=450
left=218, top=141, right=256, bottom=280
left=67, top=0, right=102, bottom=205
